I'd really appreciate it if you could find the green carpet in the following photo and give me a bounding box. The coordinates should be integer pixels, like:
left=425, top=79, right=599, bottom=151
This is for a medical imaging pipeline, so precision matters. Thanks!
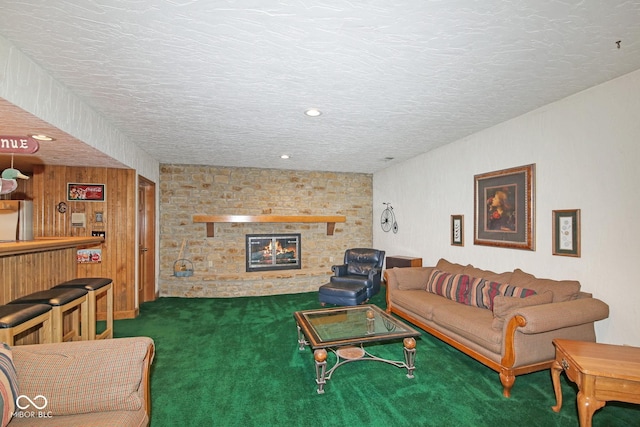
left=114, top=290, right=639, bottom=427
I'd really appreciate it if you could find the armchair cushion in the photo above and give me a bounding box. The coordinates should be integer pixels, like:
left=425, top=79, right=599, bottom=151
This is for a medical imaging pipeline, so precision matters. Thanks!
left=0, top=344, right=17, bottom=427
left=12, top=337, right=151, bottom=416
left=344, top=248, right=384, bottom=268
left=346, top=262, right=375, bottom=276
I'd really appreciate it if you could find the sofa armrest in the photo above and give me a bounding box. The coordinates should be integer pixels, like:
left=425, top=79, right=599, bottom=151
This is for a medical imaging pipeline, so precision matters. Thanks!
left=510, top=298, right=609, bottom=334
left=12, top=337, right=155, bottom=417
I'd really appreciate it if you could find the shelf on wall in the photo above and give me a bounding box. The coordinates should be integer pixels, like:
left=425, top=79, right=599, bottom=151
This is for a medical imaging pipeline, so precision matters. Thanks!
left=192, top=215, right=347, bottom=237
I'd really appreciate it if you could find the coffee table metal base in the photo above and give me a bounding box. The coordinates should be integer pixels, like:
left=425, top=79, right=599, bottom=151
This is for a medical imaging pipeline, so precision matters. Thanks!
left=298, top=325, right=416, bottom=394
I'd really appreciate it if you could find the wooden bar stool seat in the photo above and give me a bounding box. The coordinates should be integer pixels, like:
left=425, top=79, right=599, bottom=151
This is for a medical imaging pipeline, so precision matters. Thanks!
left=10, top=288, right=88, bottom=342
left=54, top=277, right=113, bottom=340
left=0, top=303, right=52, bottom=345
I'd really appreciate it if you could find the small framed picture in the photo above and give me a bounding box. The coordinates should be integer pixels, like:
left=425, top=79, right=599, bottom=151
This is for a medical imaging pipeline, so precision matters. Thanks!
left=552, top=209, right=581, bottom=257
left=451, top=215, right=464, bottom=246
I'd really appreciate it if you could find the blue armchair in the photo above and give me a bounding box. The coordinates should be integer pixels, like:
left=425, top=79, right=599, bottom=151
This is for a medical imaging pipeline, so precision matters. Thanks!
left=329, top=248, right=385, bottom=300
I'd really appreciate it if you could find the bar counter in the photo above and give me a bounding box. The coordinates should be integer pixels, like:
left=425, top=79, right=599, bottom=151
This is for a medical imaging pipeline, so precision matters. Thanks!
left=0, top=237, right=104, bottom=257
left=0, top=236, right=104, bottom=305
left=0, top=236, right=104, bottom=257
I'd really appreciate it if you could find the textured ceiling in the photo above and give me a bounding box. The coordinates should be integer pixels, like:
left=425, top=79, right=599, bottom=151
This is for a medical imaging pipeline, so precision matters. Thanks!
left=1, top=1, right=640, bottom=173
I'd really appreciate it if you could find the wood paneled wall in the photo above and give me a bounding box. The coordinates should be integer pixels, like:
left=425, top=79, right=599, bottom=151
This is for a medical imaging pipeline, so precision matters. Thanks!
left=26, top=165, right=138, bottom=318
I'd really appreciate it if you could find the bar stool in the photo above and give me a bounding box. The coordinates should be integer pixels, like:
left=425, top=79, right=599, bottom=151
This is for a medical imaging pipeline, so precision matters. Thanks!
left=9, top=288, right=89, bottom=343
left=0, top=303, right=52, bottom=345
left=54, top=277, right=113, bottom=340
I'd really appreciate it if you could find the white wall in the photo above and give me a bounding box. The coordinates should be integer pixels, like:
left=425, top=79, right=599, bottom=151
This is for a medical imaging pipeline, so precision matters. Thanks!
left=0, top=35, right=159, bottom=182
left=374, top=69, right=640, bottom=346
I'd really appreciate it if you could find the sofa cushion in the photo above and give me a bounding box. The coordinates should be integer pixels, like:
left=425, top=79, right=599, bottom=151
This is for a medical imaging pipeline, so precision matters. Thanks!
left=435, top=258, right=466, bottom=275
left=13, top=338, right=149, bottom=416
left=0, top=344, right=18, bottom=427
left=467, top=280, right=537, bottom=311
left=391, top=267, right=433, bottom=290
left=491, top=291, right=554, bottom=331
left=462, top=265, right=513, bottom=284
left=431, top=303, right=502, bottom=354
left=426, top=270, right=479, bottom=303
left=391, top=289, right=459, bottom=321
left=510, top=269, right=581, bottom=302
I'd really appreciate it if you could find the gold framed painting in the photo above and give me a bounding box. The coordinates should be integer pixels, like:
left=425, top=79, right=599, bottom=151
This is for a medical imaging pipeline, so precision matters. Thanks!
left=474, top=164, right=535, bottom=251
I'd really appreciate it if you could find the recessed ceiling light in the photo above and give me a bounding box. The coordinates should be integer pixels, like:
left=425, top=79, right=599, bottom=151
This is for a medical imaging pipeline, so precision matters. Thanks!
left=304, top=108, right=322, bottom=117
left=280, top=154, right=290, bottom=159
left=29, top=134, right=55, bottom=141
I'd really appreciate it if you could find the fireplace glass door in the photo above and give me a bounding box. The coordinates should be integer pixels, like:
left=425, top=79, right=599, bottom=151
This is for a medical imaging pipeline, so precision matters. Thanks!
left=246, top=234, right=301, bottom=272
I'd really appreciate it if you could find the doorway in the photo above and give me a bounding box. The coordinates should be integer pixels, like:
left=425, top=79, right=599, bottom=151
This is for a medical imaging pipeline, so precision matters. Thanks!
left=138, top=175, right=156, bottom=303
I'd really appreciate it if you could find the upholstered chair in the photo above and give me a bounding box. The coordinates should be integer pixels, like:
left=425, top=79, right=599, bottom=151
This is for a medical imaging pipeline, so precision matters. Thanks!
left=330, top=248, right=386, bottom=300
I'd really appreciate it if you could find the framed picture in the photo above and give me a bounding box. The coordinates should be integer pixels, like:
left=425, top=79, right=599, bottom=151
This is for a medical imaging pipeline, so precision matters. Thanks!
left=451, top=215, right=464, bottom=246
left=67, top=183, right=106, bottom=201
left=474, top=164, right=535, bottom=250
left=552, top=209, right=581, bottom=257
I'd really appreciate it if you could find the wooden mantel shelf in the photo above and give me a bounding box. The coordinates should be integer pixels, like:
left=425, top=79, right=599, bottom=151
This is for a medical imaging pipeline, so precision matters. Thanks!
left=193, top=215, right=346, bottom=237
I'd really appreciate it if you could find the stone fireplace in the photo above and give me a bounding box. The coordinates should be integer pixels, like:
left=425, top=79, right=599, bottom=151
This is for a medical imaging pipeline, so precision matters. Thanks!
left=246, top=233, right=301, bottom=272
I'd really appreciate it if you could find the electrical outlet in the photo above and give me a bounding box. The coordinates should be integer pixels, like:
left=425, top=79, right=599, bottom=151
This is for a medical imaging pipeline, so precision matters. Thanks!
left=208, top=260, right=213, bottom=267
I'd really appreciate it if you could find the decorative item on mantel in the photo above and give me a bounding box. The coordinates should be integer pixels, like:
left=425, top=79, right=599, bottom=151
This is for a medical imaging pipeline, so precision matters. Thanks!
left=173, top=238, right=194, bottom=277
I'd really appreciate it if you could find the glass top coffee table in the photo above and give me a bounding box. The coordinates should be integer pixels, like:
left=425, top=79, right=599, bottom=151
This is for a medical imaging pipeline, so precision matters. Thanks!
left=294, top=304, right=421, bottom=394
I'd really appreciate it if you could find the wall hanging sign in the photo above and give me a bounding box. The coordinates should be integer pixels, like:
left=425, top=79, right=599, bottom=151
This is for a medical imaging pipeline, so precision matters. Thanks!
left=67, top=183, right=106, bottom=201
left=552, top=209, right=581, bottom=257
left=77, top=248, right=102, bottom=263
left=451, top=214, right=464, bottom=246
left=0, top=136, right=39, bottom=154
left=474, top=164, right=535, bottom=251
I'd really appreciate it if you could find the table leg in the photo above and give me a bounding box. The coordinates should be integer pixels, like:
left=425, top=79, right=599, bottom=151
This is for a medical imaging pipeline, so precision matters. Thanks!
left=577, top=376, right=606, bottom=427
left=297, top=324, right=306, bottom=351
left=551, top=360, right=563, bottom=412
left=403, top=337, right=416, bottom=379
left=314, top=349, right=328, bottom=394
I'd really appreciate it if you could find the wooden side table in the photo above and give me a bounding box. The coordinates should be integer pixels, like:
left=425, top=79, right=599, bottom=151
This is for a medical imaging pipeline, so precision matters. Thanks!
left=386, top=256, right=422, bottom=269
left=551, top=338, right=640, bottom=427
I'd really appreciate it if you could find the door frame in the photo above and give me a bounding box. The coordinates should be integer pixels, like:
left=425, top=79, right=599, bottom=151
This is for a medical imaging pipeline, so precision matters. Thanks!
left=138, top=175, right=157, bottom=303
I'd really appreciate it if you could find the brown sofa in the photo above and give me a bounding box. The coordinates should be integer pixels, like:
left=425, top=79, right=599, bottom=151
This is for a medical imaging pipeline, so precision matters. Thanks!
left=5, top=337, right=154, bottom=426
left=384, top=258, right=609, bottom=397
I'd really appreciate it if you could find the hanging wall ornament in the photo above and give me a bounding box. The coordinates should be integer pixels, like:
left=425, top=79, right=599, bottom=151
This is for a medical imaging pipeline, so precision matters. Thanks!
left=0, top=168, right=30, bottom=195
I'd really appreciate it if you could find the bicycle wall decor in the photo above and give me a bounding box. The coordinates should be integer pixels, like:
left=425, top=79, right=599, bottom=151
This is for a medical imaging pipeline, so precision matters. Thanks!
left=381, top=202, right=398, bottom=233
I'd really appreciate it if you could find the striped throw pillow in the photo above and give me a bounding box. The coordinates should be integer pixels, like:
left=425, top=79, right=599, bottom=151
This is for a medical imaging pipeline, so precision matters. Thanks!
left=468, top=280, right=537, bottom=311
left=426, top=270, right=479, bottom=304
left=0, top=343, right=18, bottom=427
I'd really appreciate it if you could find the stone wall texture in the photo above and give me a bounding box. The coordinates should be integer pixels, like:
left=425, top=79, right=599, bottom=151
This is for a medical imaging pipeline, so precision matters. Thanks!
left=159, top=164, right=373, bottom=297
